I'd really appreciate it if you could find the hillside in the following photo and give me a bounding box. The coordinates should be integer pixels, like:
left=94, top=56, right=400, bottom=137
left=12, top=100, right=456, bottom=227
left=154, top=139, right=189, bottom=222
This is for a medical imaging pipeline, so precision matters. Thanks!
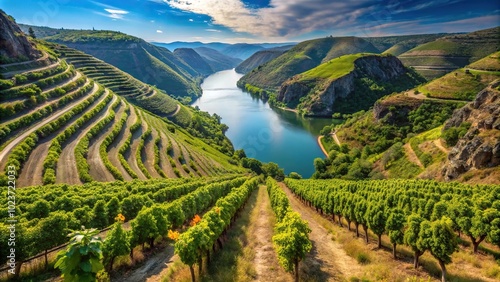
left=20, top=25, right=203, bottom=99
left=173, top=48, right=214, bottom=76
left=235, top=48, right=288, bottom=74
left=363, top=33, right=451, bottom=55
left=277, top=54, right=424, bottom=115
left=193, top=47, right=242, bottom=72
left=0, top=14, right=242, bottom=189
left=398, top=27, right=500, bottom=79
left=314, top=51, right=500, bottom=182
left=0, top=12, right=40, bottom=63
left=238, top=36, right=381, bottom=92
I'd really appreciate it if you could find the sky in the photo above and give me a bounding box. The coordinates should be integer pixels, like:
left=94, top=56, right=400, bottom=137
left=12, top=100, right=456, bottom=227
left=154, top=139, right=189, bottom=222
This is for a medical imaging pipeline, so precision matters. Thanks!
left=1, top=0, right=499, bottom=43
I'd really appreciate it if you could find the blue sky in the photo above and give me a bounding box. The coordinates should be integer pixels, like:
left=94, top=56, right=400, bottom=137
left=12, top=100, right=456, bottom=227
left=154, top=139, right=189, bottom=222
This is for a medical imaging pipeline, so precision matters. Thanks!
left=1, top=0, right=499, bottom=43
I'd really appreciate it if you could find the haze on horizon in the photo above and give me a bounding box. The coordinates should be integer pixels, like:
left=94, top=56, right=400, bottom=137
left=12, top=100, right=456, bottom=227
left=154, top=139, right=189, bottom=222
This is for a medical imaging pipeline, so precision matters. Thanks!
left=1, top=0, right=499, bottom=44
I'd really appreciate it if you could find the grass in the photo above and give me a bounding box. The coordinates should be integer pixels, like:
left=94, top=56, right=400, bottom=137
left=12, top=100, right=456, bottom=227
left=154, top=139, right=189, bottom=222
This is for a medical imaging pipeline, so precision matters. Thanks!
left=299, top=53, right=378, bottom=81
left=418, top=68, right=500, bottom=100
left=468, top=51, right=500, bottom=71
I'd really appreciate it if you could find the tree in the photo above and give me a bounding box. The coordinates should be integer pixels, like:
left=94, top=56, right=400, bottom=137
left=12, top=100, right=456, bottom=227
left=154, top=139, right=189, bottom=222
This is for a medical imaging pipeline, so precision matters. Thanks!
left=130, top=208, right=158, bottom=249
left=28, top=27, right=36, bottom=38
left=27, top=199, right=51, bottom=220
left=469, top=207, right=498, bottom=253
left=288, top=172, right=302, bottom=179
left=241, top=158, right=263, bottom=175
left=37, top=211, right=69, bottom=269
left=403, top=213, right=426, bottom=268
left=418, top=217, right=458, bottom=282
left=366, top=202, right=386, bottom=248
left=54, top=227, right=104, bottom=282
left=105, top=197, right=121, bottom=224
left=263, top=162, right=285, bottom=181
left=386, top=208, right=405, bottom=259
left=313, top=158, right=326, bottom=173
left=102, top=216, right=130, bottom=271
left=272, top=212, right=312, bottom=282
left=90, top=200, right=108, bottom=229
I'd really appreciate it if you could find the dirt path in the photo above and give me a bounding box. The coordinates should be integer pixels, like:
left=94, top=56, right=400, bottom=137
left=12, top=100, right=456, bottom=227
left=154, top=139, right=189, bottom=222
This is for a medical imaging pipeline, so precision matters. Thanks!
left=1, top=58, right=60, bottom=79
left=332, top=132, right=341, bottom=146
left=119, top=245, right=177, bottom=282
left=143, top=129, right=161, bottom=178
left=56, top=92, right=116, bottom=185
left=87, top=99, right=126, bottom=182
left=253, top=186, right=292, bottom=282
left=0, top=83, right=99, bottom=171
left=125, top=117, right=147, bottom=180
left=0, top=51, right=49, bottom=69
left=158, top=133, right=176, bottom=178
left=168, top=105, right=181, bottom=117
left=317, top=136, right=329, bottom=157
left=16, top=84, right=104, bottom=187
left=108, top=106, right=136, bottom=181
left=279, top=183, right=363, bottom=281
left=404, top=143, right=424, bottom=168
left=433, top=139, right=450, bottom=154
left=168, top=137, right=190, bottom=177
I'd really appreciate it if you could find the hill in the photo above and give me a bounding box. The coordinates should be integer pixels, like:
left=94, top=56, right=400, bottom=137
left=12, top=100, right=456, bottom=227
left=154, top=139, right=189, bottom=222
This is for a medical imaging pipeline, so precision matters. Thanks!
left=363, top=33, right=451, bottom=55
left=0, top=12, right=40, bottom=63
left=276, top=54, right=425, bottom=116
left=238, top=36, right=381, bottom=92
left=193, top=47, right=242, bottom=72
left=235, top=48, right=289, bottom=74
left=398, top=27, right=500, bottom=79
left=220, top=43, right=265, bottom=60
left=20, top=25, right=203, bottom=99
left=173, top=48, right=214, bottom=76
left=0, top=12, right=242, bottom=189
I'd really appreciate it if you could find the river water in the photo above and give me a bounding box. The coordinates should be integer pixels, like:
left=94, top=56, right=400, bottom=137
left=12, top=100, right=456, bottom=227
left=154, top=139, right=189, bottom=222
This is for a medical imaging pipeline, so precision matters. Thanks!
left=192, top=69, right=332, bottom=178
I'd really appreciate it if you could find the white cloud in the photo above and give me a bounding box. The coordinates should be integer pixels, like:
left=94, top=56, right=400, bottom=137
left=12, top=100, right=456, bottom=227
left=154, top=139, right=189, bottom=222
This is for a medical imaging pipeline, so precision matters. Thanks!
left=157, top=29, right=163, bottom=33
left=103, top=8, right=129, bottom=19
left=189, top=18, right=194, bottom=22
left=205, top=29, right=221, bottom=32
left=164, top=0, right=377, bottom=38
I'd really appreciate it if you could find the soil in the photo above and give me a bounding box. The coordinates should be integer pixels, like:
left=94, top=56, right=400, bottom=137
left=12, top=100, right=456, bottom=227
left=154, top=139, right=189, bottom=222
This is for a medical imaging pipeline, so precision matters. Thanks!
left=157, top=133, right=177, bottom=178
left=279, top=183, right=363, bottom=281
left=433, top=139, right=450, bottom=154
left=404, top=143, right=424, bottom=168
left=56, top=92, right=117, bottom=185
left=142, top=129, right=161, bottom=178
left=118, top=245, right=177, bottom=282
left=125, top=116, right=147, bottom=180
left=107, top=105, right=137, bottom=181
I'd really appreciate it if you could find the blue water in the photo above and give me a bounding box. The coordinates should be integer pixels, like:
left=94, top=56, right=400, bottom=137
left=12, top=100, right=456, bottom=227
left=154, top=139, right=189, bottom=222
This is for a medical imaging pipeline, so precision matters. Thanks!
left=192, top=69, right=331, bottom=178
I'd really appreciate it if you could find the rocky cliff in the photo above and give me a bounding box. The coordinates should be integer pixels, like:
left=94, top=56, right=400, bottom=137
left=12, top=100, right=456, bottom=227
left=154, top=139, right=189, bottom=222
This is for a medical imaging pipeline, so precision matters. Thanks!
left=0, top=10, right=40, bottom=62
left=278, top=55, right=418, bottom=116
left=442, top=80, right=500, bottom=180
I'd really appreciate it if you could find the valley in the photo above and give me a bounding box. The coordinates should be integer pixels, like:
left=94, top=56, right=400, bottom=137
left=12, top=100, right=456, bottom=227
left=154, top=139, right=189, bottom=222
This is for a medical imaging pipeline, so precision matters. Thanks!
left=0, top=3, right=499, bottom=282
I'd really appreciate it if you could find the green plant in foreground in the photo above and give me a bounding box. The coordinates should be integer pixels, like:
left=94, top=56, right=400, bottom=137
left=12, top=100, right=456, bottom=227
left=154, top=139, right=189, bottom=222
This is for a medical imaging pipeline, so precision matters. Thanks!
left=54, top=227, right=104, bottom=282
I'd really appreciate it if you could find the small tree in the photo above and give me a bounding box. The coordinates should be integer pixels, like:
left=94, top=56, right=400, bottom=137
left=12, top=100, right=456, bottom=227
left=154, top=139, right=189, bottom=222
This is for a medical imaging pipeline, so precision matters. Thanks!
left=386, top=208, right=405, bottom=259
left=418, top=217, right=458, bottom=282
left=272, top=212, right=312, bottom=282
left=37, top=211, right=69, bottom=269
left=54, top=227, right=104, bottom=282
left=102, top=214, right=129, bottom=271
left=105, top=197, right=121, bottom=224
left=404, top=213, right=425, bottom=268
left=366, top=202, right=386, bottom=248
left=130, top=208, right=158, bottom=249
left=28, top=27, right=36, bottom=38
left=91, top=200, right=108, bottom=229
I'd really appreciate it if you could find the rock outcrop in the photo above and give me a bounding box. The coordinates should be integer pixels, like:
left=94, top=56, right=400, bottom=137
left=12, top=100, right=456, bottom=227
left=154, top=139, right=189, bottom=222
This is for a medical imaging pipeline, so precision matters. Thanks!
left=442, top=80, right=500, bottom=180
left=278, top=55, right=413, bottom=116
left=0, top=10, right=40, bottom=62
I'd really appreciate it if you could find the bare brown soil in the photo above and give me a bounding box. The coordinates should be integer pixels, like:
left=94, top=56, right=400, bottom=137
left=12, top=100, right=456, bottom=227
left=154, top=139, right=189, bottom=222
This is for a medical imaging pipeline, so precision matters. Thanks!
left=404, top=143, right=424, bottom=168
left=157, top=133, right=177, bottom=178
left=142, top=129, right=161, bottom=178
left=108, top=105, right=137, bottom=181
left=125, top=116, right=147, bottom=180
left=56, top=93, right=117, bottom=185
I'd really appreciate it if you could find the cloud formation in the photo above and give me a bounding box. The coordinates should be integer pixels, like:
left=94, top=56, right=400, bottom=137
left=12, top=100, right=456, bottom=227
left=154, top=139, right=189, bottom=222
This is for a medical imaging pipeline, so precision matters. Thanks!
left=163, top=0, right=498, bottom=38
left=103, top=8, right=129, bottom=19
left=157, top=29, right=163, bottom=33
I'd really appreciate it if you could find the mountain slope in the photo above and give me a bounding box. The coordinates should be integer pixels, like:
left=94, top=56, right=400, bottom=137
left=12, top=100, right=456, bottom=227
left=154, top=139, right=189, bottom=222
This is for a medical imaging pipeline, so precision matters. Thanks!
left=277, top=53, right=424, bottom=115
left=238, top=37, right=380, bottom=91
left=220, top=43, right=265, bottom=60
left=0, top=15, right=241, bottom=187
left=173, top=48, right=214, bottom=76
left=20, top=25, right=202, bottom=98
left=0, top=12, right=40, bottom=63
left=193, top=47, right=242, bottom=72
left=235, top=49, right=288, bottom=74
left=398, top=27, right=500, bottom=79
left=363, top=33, right=451, bottom=55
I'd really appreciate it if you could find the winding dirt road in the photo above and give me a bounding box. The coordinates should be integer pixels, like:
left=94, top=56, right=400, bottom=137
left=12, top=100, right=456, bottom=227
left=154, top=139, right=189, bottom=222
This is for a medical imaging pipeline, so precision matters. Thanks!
left=404, top=143, right=424, bottom=168
left=108, top=105, right=137, bottom=181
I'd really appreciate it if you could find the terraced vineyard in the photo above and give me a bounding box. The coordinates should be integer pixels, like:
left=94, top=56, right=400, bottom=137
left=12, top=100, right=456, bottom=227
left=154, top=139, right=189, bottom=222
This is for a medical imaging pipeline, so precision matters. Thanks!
left=0, top=41, right=242, bottom=187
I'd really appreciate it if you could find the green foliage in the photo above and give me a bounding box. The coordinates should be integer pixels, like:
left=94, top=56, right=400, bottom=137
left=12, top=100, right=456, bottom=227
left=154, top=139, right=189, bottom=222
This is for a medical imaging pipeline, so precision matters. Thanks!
left=272, top=212, right=312, bottom=272
left=386, top=208, right=405, bottom=255
left=442, top=122, right=471, bottom=146
left=130, top=208, right=158, bottom=249
left=262, top=162, right=285, bottom=181
left=54, top=228, right=104, bottom=282
left=288, top=172, right=302, bottom=179
left=102, top=220, right=129, bottom=271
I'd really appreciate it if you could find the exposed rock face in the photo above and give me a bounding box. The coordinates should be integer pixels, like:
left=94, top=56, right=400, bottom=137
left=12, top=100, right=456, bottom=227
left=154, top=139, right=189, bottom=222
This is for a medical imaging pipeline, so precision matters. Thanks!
left=278, top=55, right=409, bottom=116
left=443, top=81, right=500, bottom=180
left=0, top=11, right=40, bottom=61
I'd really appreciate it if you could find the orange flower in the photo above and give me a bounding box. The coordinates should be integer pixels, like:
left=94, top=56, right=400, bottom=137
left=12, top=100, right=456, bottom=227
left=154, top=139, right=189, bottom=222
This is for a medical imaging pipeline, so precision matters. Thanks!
left=115, top=213, right=125, bottom=222
left=190, top=214, right=201, bottom=226
left=215, top=207, right=220, bottom=215
left=168, top=230, right=180, bottom=241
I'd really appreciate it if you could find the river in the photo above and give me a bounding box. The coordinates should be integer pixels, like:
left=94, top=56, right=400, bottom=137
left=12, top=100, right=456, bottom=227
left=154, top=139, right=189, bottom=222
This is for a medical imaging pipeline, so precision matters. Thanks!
left=192, top=69, right=332, bottom=178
